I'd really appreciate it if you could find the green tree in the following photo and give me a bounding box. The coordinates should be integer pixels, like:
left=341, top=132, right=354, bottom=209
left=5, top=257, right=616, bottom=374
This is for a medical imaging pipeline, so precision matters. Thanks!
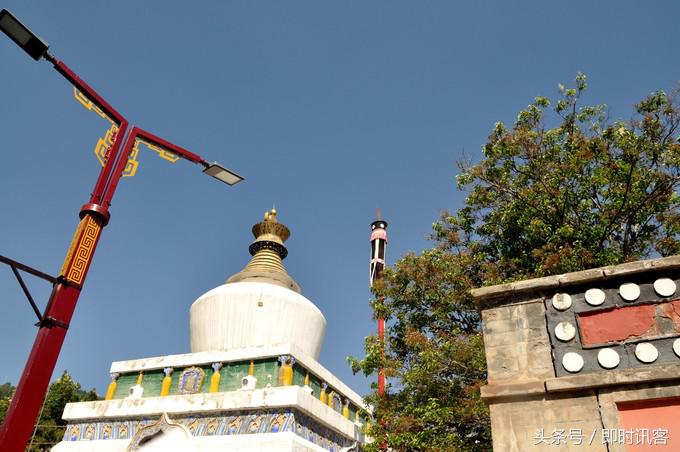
left=350, top=75, right=680, bottom=451
left=0, top=371, right=99, bottom=451
left=0, top=382, right=13, bottom=425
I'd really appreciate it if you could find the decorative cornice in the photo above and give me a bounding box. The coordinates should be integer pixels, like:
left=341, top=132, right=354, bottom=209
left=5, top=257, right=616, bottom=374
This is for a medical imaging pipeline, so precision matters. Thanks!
left=472, top=256, right=680, bottom=308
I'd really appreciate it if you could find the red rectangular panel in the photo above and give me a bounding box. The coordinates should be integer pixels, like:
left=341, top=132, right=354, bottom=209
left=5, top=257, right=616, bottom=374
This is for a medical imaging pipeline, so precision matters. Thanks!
left=578, top=304, right=657, bottom=346
left=578, top=300, right=680, bottom=346
left=617, top=398, right=679, bottom=451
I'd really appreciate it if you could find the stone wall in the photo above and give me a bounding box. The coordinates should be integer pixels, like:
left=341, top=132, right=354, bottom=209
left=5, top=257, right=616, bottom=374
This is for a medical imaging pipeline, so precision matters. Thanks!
left=474, top=256, right=680, bottom=451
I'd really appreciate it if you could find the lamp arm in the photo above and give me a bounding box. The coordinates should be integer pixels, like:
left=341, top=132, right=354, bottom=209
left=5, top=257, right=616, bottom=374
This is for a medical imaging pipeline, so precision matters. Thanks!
left=47, top=56, right=125, bottom=125
left=100, top=127, right=209, bottom=206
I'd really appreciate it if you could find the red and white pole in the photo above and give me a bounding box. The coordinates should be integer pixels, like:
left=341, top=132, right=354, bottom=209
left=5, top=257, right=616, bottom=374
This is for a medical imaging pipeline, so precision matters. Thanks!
left=369, top=210, right=388, bottom=397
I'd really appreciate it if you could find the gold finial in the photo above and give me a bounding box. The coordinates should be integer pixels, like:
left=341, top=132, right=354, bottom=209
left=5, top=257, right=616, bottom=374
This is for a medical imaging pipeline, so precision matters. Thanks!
left=226, top=208, right=301, bottom=293
left=263, top=208, right=278, bottom=222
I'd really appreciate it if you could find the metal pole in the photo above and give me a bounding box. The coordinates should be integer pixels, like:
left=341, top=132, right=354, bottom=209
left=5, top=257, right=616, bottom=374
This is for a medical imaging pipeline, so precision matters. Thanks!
left=0, top=126, right=121, bottom=450
left=369, top=211, right=388, bottom=449
left=0, top=58, right=215, bottom=452
left=369, top=212, right=388, bottom=395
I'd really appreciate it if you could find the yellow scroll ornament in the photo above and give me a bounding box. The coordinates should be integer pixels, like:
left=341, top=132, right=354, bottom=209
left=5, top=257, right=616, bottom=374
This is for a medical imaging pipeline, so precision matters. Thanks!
left=74, top=88, right=179, bottom=178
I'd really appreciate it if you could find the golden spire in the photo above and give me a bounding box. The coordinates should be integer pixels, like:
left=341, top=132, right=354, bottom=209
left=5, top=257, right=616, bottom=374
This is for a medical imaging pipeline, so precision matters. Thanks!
left=226, top=208, right=301, bottom=293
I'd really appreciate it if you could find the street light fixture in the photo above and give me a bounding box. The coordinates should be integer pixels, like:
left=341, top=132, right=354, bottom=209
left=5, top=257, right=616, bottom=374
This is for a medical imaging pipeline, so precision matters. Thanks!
left=0, top=9, right=49, bottom=60
left=0, top=9, right=243, bottom=451
left=203, top=162, right=245, bottom=186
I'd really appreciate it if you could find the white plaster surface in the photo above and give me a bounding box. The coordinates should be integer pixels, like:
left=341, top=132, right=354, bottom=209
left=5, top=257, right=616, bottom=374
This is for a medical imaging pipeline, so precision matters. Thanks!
left=673, top=339, right=680, bottom=357
left=653, top=278, right=677, bottom=297
left=634, top=342, right=659, bottom=363
left=554, top=322, right=576, bottom=342
left=562, top=352, right=584, bottom=373
left=190, top=282, right=326, bottom=360
left=584, top=288, right=605, bottom=306
left=619, top=283, right=640, bottom=301
left=551, top=293, right=572, bottom=311
left=597, top=348, right=620, bottom=369
left=108, top=344, right=366, bottom=410
left=52, top=432, right=329, bottom=451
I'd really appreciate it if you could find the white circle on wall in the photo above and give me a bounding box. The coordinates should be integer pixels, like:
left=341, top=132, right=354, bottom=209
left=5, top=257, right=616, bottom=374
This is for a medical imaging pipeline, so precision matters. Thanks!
left=585, top=288, right=606, bottom=306
left=552, top=293, right=572, bottom=311
left=597, top=348, right=620, bottom=369
left=619, top=283, right=640, bottom=302
left=554, top=322, right=576, bottom=342
left=635, top=342, right=659, bottom=363
left=654, top=278, right=677, bottom=297
left=562, top=352, right=584, bottom=373
left=673, top=339, right=680, bottom=358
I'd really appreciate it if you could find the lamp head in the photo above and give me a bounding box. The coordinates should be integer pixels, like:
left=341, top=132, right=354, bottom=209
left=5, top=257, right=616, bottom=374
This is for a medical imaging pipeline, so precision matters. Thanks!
left=0, top=10, right=49, bottom=61
left=202, top=162, right=244, bottom=186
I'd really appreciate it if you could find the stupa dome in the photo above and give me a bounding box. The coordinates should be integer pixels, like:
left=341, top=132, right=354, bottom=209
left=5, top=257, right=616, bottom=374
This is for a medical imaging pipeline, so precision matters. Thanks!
left=189, top=209, right=326, bottom=359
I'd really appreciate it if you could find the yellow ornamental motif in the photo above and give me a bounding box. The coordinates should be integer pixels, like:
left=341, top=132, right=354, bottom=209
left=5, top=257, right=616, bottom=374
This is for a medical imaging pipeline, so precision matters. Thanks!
left=73, top=88, right=179, bottom=178
left=60, top=217, right=87, bottom=277
left=342, top=402, right=350, bottom=419
left=160, top=368, right=173, bottom=397
left=120, top=140, right=139, bottom=178
left=84, top=424, right=95, bottom=440
left=206, top=418, right=219, bottom=435
left=61, top=215, right=103, bottom=285
left=119, top=140, right=179, bottom=178
left=73, top=88, right=115, bottom=123
left=186, top=418, right=199, bottom=434
left=68, top=425, right=80, bottom=441
left=278, top=355, right=295, bottom=386
left=227, top=417, right=242, bottom=434
left=209, top=363, right=222, bottom=393
left=105, top=374, right=119, bottom=401
left=139, top=138, right=181, bottom=163
left=319, top=383, right=328, bottom=404
left=93, top=124, right=119, bottom=167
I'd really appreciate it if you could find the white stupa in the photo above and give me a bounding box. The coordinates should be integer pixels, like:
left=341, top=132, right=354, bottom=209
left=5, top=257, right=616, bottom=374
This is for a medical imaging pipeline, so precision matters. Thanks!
left=53, top=209, right=368, bottom=451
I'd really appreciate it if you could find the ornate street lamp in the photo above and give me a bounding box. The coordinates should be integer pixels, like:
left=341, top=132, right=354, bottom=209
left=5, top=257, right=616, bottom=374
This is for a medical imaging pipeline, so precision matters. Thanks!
left=0, top=9, right=243, bottom=450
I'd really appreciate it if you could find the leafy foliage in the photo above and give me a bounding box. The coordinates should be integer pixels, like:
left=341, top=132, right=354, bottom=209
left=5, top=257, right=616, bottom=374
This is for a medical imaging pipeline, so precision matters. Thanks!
left=0, top=371, right=99, bottom=451
left=350, top=75, right=680, bottom=451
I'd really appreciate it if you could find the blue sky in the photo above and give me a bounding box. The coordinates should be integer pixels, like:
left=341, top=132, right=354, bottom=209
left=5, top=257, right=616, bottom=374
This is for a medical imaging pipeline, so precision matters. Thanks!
left=1, top=1, right=678, bottom=397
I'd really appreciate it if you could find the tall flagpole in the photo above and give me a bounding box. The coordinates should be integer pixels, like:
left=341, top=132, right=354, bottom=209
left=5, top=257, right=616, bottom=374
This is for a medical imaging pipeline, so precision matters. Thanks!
left=369, top=210, right=388, bottom=398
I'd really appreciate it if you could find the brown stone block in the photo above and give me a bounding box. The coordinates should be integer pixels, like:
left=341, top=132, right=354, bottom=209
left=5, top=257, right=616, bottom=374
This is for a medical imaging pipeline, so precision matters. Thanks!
left=481, top=381, right=546, bottom=400
left=541, top=402, right=601, bottom=422
left=557, top=268, right=605, bottom=287
left=650, top=255, right=680, bottom=269
left=512, top=301, right=548, bottom=329
left=483, top=327, right=547, bottom=348
left=483, top=318, right=521, bottom=336
left=482, top=329, right=520, bottom=348
left=486, top=345, right=521, bottom=382
left=471, top=283, right=514, bottom=302
left=489, top=398, right=608, bottom=452
left=511, top=275, right=560, bottom=294
left=482, top=306, right=512, bottom=323
left=525, top=351, right=556, bottom=380
left=602, top=259, right=655, bottom=278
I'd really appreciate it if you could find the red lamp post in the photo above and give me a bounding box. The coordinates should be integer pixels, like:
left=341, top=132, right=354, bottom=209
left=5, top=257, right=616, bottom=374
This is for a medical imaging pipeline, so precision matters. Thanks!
left=0, top=9, right=243, bottom=450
